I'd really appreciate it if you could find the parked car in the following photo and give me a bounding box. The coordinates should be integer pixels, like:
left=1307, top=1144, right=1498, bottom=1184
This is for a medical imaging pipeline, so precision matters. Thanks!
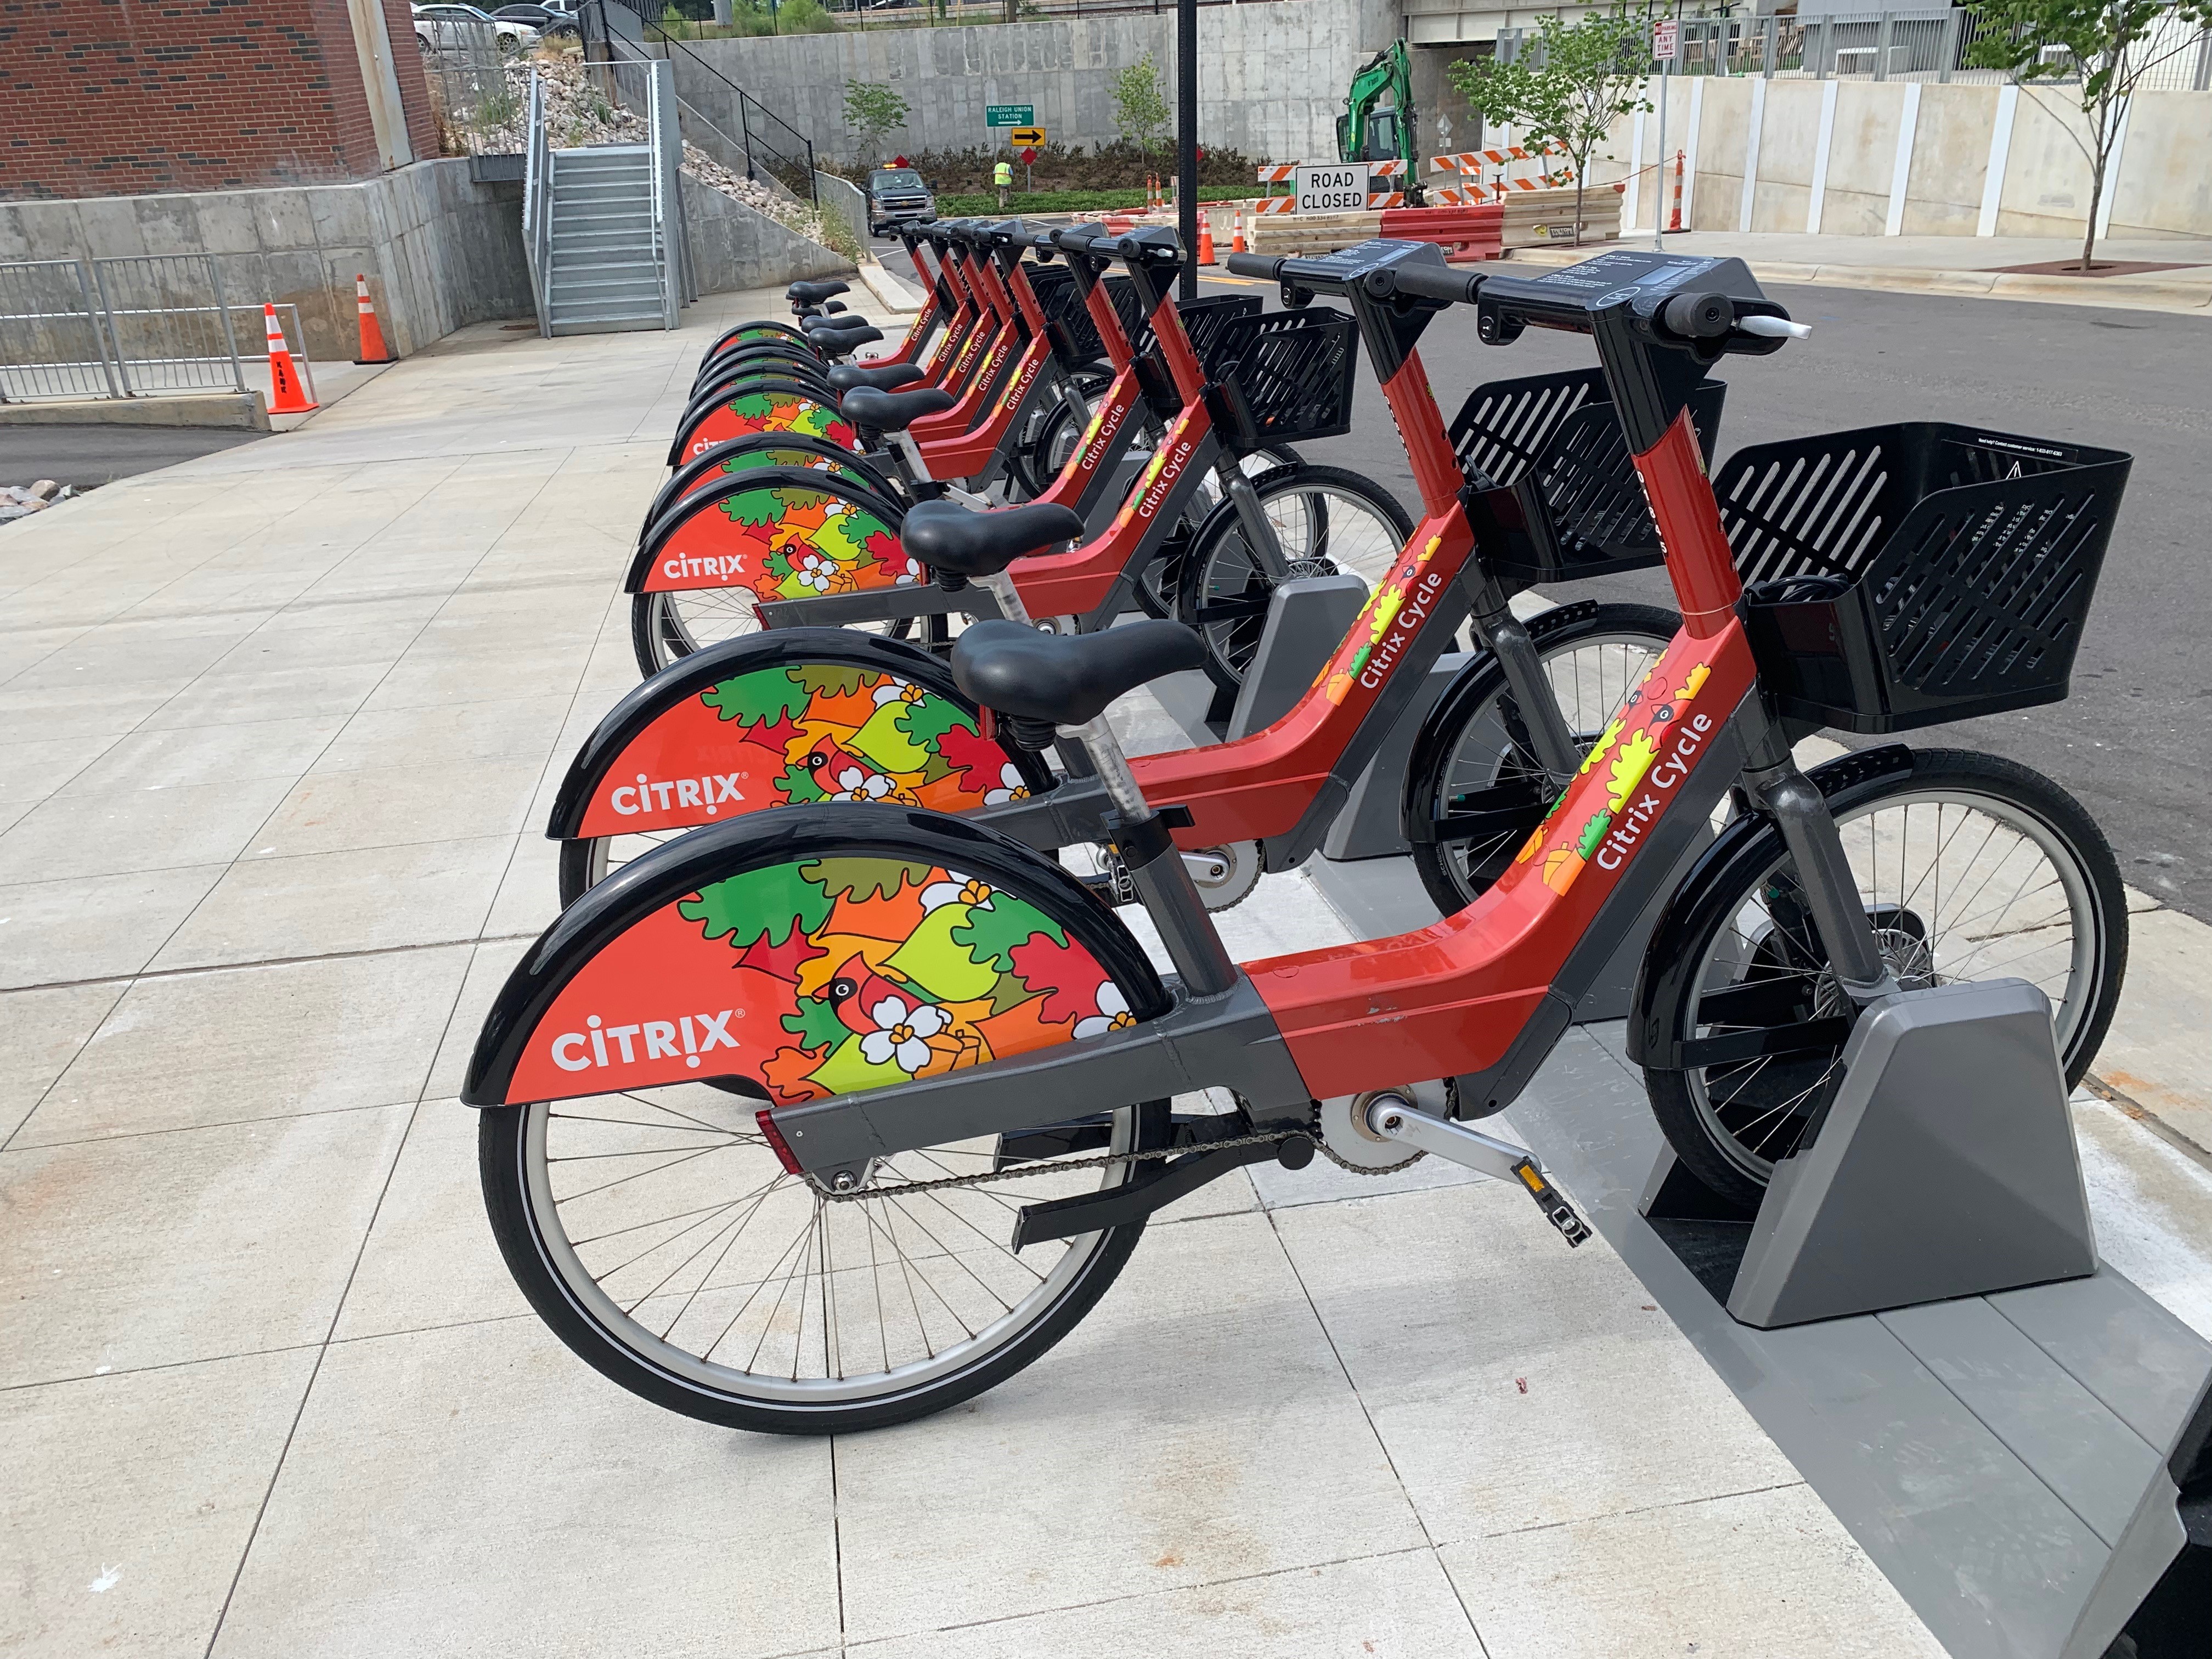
left=490, top=3, right=577, bottom=37
left=412, top=3, right=540, bottom=54
left=867, top=167, right=936, bottom=236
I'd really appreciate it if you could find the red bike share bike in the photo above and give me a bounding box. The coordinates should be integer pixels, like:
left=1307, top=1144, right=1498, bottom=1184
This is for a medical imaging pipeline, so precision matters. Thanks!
left=464, top=242, right=2130, bottom=1434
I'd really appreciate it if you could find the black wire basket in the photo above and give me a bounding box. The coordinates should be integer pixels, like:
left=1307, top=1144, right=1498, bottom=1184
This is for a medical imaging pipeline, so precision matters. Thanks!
left=1451, top=367, right=1726, bottom=588
left=1718, top=422, right=2131, bottom=733
left=1201, top=309, right=1363, bottom=448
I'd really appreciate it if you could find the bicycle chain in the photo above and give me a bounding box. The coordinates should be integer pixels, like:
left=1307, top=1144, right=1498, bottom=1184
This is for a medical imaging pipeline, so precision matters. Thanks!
left=815, top=1126, right=1304, bottom=1203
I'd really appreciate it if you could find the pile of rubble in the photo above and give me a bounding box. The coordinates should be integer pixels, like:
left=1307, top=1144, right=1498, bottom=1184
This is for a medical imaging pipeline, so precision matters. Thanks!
left=486, top=54, right=846, bottom=255
left=0, top=480, right=72, bottom=524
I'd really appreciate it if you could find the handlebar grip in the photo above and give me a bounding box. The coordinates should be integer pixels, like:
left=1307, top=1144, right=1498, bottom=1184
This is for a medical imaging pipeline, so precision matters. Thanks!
left=1386, top=263, right=1487, bottom=306
left=1661, top=291, right=1734, bottom=341
left=1224, top=252, right=1284, bottom=281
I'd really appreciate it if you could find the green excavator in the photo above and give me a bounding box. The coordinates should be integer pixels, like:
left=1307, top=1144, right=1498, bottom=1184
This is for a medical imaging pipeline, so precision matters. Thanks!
left=1338, top=40, right=1417, bottom=169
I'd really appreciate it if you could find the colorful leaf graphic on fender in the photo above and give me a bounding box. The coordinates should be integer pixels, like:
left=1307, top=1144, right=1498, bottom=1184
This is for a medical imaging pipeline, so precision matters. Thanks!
left=676, top=446, right=877, bottom=502
left=579, top=664, right=1023, bottom=836
left=505, top=857, right=1111, bottom=1106
left=681, top=390, right=859, bottom=461
left=644, top=484, right=918, bottom=598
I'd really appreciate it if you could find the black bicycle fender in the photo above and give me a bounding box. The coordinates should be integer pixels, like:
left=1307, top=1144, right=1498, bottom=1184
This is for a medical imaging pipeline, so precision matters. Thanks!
left=625, top=466, right=908, bottom=596
left=545, top=630, right=1048, bottom=842
left=1625, top=742, right=1917, bottom=1070
left=641, top=439, right=897, bottom=548
left=463, top=805, right=1163, bottom=1109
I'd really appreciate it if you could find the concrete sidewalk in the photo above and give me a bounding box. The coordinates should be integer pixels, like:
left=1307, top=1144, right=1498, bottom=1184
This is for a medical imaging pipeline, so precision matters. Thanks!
left=1506, top=230, right=2212, bottom=313
left=0, top=286, right=2204, bottom=1658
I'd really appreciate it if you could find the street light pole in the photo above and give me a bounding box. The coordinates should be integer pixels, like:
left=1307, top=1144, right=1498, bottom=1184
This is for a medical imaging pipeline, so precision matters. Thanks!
left=1177, top=0, right=1198, bottom=299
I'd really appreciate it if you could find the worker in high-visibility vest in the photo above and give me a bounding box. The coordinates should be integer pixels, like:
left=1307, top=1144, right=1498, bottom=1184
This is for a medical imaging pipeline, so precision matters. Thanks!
left=994, top=157, right=1013, bottom=210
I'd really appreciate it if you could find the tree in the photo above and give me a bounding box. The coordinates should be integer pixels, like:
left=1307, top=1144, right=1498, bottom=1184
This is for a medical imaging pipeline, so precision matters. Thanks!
left=1967, top=0, right=2212, bottom=269
left=843, top=78, right=909, bottom=167
left=1448, top=5, right=1653, bottom=246
left=1111, top=53, right=1172, bottom=161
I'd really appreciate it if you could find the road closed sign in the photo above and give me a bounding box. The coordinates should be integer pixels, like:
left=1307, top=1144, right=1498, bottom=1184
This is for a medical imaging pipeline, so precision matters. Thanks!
left=1293, top=163, right=1367, bottom=214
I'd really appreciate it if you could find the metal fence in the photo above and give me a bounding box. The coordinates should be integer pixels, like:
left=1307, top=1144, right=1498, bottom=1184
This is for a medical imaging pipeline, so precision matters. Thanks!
left=420, top=31, right=528, bottom=160
left=0, top=255, right=315, bottom=405
left=1503, top=8, right=2212, bottom=87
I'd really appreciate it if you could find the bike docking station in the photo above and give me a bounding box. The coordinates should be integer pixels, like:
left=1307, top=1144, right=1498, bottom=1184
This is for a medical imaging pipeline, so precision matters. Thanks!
left=1145, top=586, right=2212, bottom=1659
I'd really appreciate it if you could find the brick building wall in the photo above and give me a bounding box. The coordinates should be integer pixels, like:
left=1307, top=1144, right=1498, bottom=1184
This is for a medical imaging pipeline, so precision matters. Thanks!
left=0, top=0, right=438, bottom=201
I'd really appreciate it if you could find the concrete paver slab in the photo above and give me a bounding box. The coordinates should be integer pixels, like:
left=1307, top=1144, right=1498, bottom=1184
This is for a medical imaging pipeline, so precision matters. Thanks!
left=148, top=836, right=520, bottom=969
left=330, top=1099, right=528, bottom=1342
left=0, top=775, right=296, bottom=881
left=0, top=1104, right=409, bottom=1386
left=12, top=946, right=472, bottom=1145
left=852, top=1548, right=1486, bottom=1658
left=0, top=862, right=229, bottom=990
left=0, top=731, right=124, bottom=803
left=832, top=1209, right=1427, bottom=1644
left=54, top=714, right=348, bottom=795
left=1443, top=1482, right=1946, bottom=1659
left=138, top=663, right=391, bottom=730
left=256, top=759, right=543, bottom=858
left=208, top=1317, right=840, bottom=1659
left=1275, top=1181, right=1801, bottom=1543
left=303, top=694, right=573, bottom=776
left=0, top=1349, right=320, bottom=1659
left=0, top=981, right=128, bottom=1144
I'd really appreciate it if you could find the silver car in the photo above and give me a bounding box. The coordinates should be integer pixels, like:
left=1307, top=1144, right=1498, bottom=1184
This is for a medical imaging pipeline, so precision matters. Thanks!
left=413, top=3, right=540, bottom=54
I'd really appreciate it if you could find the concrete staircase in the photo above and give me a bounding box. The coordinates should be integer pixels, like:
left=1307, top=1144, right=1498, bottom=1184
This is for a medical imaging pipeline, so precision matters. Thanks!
left=545, top=145, right=670, bottom=335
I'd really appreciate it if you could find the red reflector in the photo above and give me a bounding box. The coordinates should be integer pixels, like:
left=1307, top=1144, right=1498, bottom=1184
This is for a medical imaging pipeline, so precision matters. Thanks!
left=757, top=1108, right=803, bottom=1175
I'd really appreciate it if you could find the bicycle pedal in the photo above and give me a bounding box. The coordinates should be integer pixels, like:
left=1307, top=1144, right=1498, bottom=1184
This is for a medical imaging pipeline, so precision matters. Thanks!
left=1511, top=1157, right=1592, bottom=1249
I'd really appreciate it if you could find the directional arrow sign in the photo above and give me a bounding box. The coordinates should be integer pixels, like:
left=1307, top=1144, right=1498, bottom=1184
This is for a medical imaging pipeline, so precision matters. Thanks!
left=1009, top=125, right=1046, bottom=150
left=985, top=105, right=1035, bottom=128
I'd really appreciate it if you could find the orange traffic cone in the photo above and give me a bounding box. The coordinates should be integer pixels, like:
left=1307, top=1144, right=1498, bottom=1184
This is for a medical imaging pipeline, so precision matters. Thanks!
left=1231, top=210, right=1248, bottom=255
left=352, top=273, right=394, bottom=364
left=262, top=304, right=317, bottom=415
left=1197, top=213, right=1216, bottom=266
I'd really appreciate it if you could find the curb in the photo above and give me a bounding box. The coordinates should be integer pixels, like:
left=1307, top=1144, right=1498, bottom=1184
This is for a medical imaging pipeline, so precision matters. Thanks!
left=855, top=257, right=924, bottom=315
left=1501, top=244, right=2212, bottom=315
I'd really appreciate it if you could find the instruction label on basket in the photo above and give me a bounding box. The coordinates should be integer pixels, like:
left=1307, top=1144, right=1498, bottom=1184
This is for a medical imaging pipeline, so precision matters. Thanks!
left=1294, top=164, right=1368, bottom=214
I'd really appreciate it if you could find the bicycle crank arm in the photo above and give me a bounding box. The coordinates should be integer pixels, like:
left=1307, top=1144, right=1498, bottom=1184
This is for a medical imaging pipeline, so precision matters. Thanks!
left=1009, top=1128, right=1313, bottom=1249
left=1363, top=1093, right=1592, bottom=1248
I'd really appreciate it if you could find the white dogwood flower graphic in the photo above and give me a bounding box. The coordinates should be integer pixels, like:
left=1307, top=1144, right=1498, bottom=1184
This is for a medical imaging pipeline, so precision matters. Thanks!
left=836, top=766, right=893, bottom=801
left=1074, top=984, right=1136, bottom=1040
left=860, top=997, right=949, bottom=1074
left=985, top=763, right=1030, bottom=805
left=919, top=876, right=993, bottom=912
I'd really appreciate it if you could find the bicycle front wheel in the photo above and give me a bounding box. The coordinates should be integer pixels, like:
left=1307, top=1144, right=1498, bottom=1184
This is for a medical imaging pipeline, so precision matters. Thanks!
left=1639, top=748, right=2128, bottom=1207
left=1174, top=464, right=1415, bottom=690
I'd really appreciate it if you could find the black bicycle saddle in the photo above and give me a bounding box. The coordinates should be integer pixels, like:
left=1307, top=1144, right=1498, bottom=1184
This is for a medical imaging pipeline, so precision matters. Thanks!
left=901, top=499, right=1084, bottom=577
left=826, top=362, right=928, bottom=393
left=952, top=618, right=1205, bottom=727
left=840, top=385, right=956, bottom=435
left=788, top=279, right=850, bottom=304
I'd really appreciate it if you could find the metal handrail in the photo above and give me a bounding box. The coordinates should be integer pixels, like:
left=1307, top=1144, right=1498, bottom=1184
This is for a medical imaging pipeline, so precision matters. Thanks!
left=624, top=16, right=818, bottom=204
left=646, top=65, right=675, bottom=329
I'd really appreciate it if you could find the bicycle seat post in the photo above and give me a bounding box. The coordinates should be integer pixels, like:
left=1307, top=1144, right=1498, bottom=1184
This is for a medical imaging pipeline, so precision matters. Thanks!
left=1066, top=711, right=1238, bottom=998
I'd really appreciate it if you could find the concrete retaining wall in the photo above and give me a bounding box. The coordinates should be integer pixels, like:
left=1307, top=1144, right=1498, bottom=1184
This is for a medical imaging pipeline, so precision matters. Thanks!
left=680, top=176, right=856, bottom=295
left=672, top=0, right=1398, bottom=167
left=1604, top=80, right=2212, bottom=241
left=0, top=158, right=532, bottom=364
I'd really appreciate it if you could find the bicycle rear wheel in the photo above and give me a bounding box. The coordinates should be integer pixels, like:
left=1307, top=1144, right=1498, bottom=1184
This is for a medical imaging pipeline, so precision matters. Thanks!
left=1638, top=749, right=2127, bottom=1207
left=482, top=819, right=1174, bottom=1434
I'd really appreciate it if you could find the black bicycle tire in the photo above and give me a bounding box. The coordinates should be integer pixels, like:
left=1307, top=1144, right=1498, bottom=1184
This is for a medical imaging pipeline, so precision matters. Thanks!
left=1638, top=747, right=2128, bottom=1207
left=1404, top=602, right=1680, bottom=917
left=1173, top=463, right=1417, bottom=692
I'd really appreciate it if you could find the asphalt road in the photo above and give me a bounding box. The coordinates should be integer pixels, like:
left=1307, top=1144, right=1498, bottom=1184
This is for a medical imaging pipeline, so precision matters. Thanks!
left=879, top=234, right=2208, bottom=922
left=0, top=424, right=263, bottom=490
left=1288, top=280, right=2212, bottom=922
